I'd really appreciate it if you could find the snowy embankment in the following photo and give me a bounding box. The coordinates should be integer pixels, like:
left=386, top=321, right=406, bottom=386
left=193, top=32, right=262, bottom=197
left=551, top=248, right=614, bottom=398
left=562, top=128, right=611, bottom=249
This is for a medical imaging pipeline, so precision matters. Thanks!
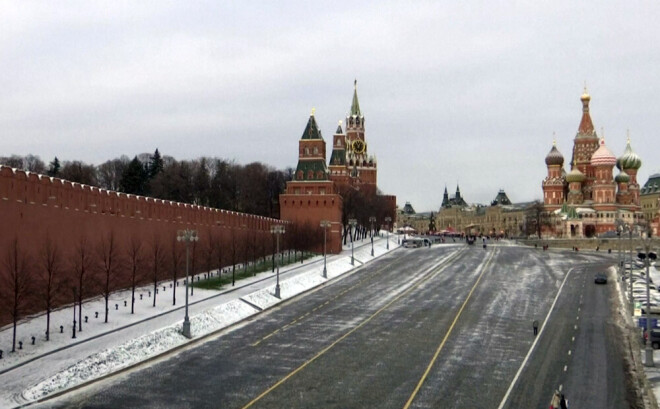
left=21, top=246, right=363, bottom=403
left=23, top=298, right=257, bottom=401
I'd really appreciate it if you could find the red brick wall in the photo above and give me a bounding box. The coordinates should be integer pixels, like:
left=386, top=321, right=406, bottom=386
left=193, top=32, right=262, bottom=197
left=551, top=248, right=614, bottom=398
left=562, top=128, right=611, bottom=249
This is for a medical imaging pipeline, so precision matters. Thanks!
left=0, top=166, right=284, bottom=325
left=279, top=192, right=343, bottom=254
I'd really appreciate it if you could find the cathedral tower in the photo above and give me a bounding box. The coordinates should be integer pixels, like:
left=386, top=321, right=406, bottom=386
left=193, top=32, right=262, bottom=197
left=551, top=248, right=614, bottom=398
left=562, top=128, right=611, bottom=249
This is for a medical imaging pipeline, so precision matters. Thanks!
left=570, top=88, right=599, bottom=201
left=542, top=141, right=565, bottom=209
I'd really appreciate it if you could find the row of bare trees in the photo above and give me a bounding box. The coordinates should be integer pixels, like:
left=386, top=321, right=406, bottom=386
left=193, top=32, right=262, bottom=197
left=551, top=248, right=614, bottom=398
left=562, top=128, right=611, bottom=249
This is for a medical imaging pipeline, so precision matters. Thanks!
left=0, top=222, right=326, bottom=353
left=339, top=185, right=395, bottom=244
left=0, top=152, right=293, bottom=219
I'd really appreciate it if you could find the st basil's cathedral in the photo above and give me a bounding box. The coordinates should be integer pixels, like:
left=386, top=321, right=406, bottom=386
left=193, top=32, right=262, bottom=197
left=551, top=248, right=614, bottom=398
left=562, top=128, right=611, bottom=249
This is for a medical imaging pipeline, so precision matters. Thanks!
left=542, top=88, right=643, bottom=238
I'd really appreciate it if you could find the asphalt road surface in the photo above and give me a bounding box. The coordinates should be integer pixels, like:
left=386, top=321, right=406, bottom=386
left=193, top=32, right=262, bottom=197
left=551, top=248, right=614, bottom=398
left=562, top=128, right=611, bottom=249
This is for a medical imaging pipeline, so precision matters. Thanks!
left=43, top=243, right=629, bottom=409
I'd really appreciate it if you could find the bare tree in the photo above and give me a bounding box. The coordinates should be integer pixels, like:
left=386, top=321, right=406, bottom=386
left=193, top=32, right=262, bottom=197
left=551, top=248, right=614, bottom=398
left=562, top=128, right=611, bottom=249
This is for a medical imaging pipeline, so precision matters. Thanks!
left=171, top=235, right=183, bottom=305
left=214, top=230, right=225, bottom=280
left=73, top=236, right=93, bottom=332
left=38, top=236, right=65, bottom=341
left=149, top=234, right=167, bottom=307
left=1, top=238, right=32, bottom=352
left=126, top=235, right=145, bottom=314
left=60, top=160, right=98, bottom=186
left=189, top=237, right=198, bottom=296
left=97, top=156, right=130, bottom=191
left=230, top=227, right=238, bottom=286
left=98, top=232, right=121, bottom=323
left=204, top=232, right=216, bottom=281
left=24, top=154, right=46, bottom=174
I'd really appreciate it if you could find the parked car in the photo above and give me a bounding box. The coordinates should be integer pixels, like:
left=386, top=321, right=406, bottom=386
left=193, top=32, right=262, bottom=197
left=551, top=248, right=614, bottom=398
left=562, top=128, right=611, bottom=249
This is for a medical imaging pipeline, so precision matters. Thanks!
left=643, top=329, right=660, bottom=349
left=594, top=273, right=607, bottom=284
left=641, top=302, right=660, bottom=315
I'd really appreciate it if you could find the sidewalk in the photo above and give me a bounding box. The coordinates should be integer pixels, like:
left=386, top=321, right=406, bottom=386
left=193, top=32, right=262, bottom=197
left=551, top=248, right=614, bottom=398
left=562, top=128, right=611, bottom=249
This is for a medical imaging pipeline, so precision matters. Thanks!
left=0, top=234, right=402, bottom=408
left=636, top=265, right=660, bottom=408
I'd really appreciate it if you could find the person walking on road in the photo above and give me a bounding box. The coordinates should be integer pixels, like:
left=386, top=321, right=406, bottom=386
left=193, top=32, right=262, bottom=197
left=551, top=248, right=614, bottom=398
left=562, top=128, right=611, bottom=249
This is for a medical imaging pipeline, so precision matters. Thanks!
left=533, top=320, right=539, bottom=336
left=560, top=394, right=568, bottom=409
left=550, top=390, right=561, bottom=408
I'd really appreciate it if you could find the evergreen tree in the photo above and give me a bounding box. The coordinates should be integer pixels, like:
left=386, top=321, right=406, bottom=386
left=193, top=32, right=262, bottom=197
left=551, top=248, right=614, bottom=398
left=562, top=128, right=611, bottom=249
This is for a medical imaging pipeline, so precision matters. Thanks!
left=148, top=149, right=164, bottom=179
left=120, top=156, right=148, bottom=195
left=47, top=157, right=61, bottom=177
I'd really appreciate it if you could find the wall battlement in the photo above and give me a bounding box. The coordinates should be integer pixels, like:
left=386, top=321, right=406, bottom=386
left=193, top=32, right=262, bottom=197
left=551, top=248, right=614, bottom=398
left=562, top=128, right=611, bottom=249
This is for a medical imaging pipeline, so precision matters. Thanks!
left=0, top=165, right=275, bottom=230
left=0, top=165, right=284, bottom=326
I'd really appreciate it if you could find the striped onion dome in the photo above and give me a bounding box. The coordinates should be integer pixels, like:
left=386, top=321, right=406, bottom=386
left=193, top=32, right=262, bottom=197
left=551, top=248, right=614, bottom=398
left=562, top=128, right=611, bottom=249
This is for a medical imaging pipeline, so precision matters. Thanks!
left=617, top=138, right=642, bottom=170
left=565, top=168, right=586, bottom=183
left=590, top=138, right=617, bottom=167
left=615, top=170, right=630, bottom=184
left=545, top=142, right=564, bottom=166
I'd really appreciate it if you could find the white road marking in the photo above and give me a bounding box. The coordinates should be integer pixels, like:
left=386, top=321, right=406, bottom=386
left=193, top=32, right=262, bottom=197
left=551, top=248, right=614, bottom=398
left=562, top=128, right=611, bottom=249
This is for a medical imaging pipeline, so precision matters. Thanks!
left=559, top=384, right=563, bottom=392
left=564, top=365, right=568, bottom=372
left=572, top=336, right=575, bottom=342
left=497, top=267, right=576, bottom=409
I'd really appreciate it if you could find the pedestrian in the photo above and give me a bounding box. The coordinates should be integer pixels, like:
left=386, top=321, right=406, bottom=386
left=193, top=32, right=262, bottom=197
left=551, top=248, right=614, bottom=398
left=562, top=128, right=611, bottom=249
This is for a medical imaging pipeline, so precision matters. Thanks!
left=533, top=320, right=539, bottom=336
left=560, top=393, right=568, bottom=409
left=550, top=390, right=561, bottom=408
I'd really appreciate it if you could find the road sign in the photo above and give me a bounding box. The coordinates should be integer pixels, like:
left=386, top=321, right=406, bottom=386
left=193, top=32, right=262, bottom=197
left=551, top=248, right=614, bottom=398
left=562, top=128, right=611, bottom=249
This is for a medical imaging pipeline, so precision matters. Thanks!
left=638, top=317, right=659, bottom=328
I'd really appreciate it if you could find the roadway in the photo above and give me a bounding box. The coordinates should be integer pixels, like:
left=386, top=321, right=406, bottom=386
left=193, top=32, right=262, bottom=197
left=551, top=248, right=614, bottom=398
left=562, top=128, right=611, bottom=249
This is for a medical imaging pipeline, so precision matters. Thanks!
left=42, top=242, right=629, bottom=409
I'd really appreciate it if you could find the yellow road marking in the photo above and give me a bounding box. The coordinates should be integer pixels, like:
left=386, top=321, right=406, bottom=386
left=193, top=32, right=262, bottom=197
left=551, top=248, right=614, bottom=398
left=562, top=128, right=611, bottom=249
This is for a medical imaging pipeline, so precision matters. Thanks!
left=241, top=249, right=465, bottom=409
left=403, top=249, right=496, bottom=409
left=250, top=257, right=404, bottom=347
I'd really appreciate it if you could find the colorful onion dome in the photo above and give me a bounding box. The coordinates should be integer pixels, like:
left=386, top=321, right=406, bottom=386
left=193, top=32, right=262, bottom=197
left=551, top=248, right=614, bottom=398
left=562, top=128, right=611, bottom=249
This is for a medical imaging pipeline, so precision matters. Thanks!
left=590, top=138, right=617, bottom=167
left=580, top=87, right=591, bottom=102
left=545, top=142, right=564, bottom=166
left=617, top=137, right=642, bottom=170
left=565, top=168, right=586, bottom=183
left=615, top=170, right=630, bottom=184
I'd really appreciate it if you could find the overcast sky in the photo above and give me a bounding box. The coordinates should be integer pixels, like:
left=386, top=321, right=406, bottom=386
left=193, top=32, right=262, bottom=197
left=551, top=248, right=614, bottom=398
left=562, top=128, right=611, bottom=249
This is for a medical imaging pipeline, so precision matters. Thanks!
left=2, top=2, right=659, bottom=212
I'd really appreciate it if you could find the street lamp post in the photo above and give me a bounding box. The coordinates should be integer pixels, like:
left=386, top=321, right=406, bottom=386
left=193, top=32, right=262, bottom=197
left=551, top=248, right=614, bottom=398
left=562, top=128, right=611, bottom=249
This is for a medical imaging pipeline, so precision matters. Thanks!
left=72, top=287, right=77, bottom=339
left=271, top=224, right=285, bottom=298
left=369, top=216, right=376, bottom=256
left=385, top=217, right=392, bottom=250
left=639, top=230, right=657, bottom=367
left=177, top=229, right=198, bottom=339
left=349, top=219, right=357, bottom=266
left=629, top=227, right=634, bottom=312
left=320, top=220, right=331, bottom=279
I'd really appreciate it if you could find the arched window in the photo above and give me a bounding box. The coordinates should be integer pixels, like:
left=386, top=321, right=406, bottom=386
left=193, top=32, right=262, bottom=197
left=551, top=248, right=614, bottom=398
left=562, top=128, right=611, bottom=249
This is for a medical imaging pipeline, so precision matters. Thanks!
left=313, top=147, right=318, bottom=155
left=297, top=170, right=303, bottom=180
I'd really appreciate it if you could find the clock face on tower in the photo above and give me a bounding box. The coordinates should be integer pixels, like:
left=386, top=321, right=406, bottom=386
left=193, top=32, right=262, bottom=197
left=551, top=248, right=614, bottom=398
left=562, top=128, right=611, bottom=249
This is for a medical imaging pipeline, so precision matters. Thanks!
left=352, top=140, right=365, bottom=154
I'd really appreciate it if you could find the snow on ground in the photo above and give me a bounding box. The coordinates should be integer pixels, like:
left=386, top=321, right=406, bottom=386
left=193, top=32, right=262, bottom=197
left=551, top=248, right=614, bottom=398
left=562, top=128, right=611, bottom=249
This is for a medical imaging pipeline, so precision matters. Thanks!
left=22, top=298, right=258, bottom=402
left=12, top=237, right=635, bottom=407
left=1, top=234, right=407, bottom=407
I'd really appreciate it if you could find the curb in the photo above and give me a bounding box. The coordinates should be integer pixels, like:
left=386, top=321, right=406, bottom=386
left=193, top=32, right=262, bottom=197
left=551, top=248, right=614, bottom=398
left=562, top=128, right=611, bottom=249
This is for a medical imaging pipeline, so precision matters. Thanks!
left=0, top=253, right=331, bottom=376
left=21, top=243, right=400, bottom=407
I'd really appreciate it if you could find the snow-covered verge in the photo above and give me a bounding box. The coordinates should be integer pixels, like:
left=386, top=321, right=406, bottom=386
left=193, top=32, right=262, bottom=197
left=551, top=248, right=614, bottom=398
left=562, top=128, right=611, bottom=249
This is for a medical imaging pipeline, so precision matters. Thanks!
left=15, top=236, right=399, bottom=406
left=22, top=298, right=259, bottom=402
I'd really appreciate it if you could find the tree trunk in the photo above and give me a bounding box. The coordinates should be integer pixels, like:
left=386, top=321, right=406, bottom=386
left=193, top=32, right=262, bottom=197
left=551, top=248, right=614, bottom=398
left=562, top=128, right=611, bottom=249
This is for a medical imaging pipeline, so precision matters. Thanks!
left=46, top=305, right=51, bottom=341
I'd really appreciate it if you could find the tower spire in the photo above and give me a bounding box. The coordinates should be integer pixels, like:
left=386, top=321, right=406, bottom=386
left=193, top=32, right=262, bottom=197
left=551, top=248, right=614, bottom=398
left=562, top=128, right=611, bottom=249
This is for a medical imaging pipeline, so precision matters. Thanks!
left=577, top=86, right=595, bottom=136
left=350, top=79, right=361, bottom=117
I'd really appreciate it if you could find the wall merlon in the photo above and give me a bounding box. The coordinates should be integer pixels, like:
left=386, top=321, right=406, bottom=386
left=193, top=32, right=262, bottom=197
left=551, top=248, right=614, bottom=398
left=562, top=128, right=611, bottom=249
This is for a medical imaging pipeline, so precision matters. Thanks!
left=0, top=165, right=281, bottom=233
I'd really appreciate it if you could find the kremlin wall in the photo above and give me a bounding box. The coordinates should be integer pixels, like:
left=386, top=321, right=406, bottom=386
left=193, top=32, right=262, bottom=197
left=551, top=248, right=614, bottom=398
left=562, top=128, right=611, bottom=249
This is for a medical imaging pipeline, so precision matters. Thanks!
left=0, top=165, right=283, bottom=325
